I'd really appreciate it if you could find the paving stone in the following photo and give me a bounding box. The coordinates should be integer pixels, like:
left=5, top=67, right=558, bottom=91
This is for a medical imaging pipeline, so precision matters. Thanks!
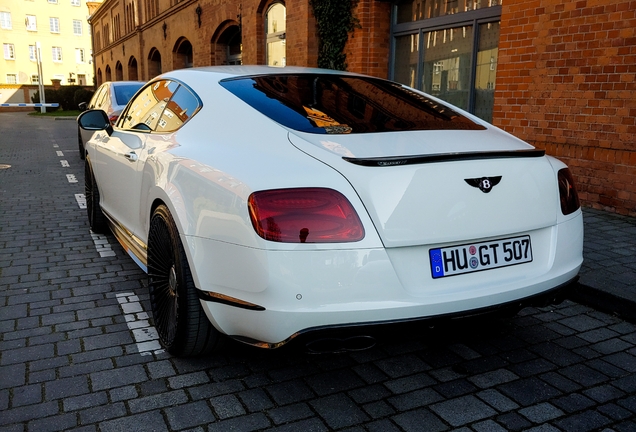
left=167, top=371, right=209, bottom=389
left=238, top=388, right=274, bottom=412
left=518, top=402, right=564, bottom=423
left=210, top=394, right=246, bottom=419
left=553, top=410, right=612, bottom=432
left=375, top=354, right=430, bottom=378
left=27, top=413, right=78, bottom=432
left=11, top=384, right=42, bottom=407
left=45, top=375, right=89, bottom=400
left=78, top=401, right=127, bottom=424
left=383, top=372, right=436, bottom=394
left=387, top=388, right=444, bottom=411
left=0, top=364, right=26, bottom=390
left=259, top=417, right=322, bottom=432
left=266, top=380, right=315, bottom=406
left=127, top=390, right=188, bottom=413
left=146, top=360, right=176, bottom=379
left=430, top=395, right=497, bottom=427
left=469, top=369, right=519, bottom=388
left=1, top=344, right=55, bottom=365
left=0, top=401, right=59, bottom=426
left=63, top=392, right=108, bottom=411
left=598, top=403, right=634, bottom=421
left=362, top=400, right=395, bottom=419
left=310, top=394, right=369, bottom=430
left=108, top=385, right=139, bottom=402
left=164, top=400, right=216, bottom=430
left=476, top=389, right=520, bottom=412
left=495, top=412, right=533, bottom=431
left=267, top=403, right=314, bottom=425
left=305, top=369, right=365, bottom=396
left=392, top=409, right=448, bottom=432
left=472, top=419, right=508, bottom=432
left=364, top=418, right=402, bottom=432
left=90, top=365, right=147, bottom=391
left=498, top=377, right=562, bottom=407
left=99, top=411, right=168, bottom=432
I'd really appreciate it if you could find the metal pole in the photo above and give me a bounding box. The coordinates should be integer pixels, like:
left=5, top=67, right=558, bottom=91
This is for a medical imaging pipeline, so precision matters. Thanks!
left=36, top=42, right=46, bottom=113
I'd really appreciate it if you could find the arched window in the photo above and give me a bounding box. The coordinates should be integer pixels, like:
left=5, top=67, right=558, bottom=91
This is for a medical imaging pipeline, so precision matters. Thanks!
left=148, top=47, right=162, bottom=79
left=105, top=65, right=112, bottom=81
left=265, top=3, right=286, bottom=66
left=97, top=68, right=103, bottom=85
left=128, top=56, right=138, bottom=80
left=212, top=22, right=242, bottom=65
left=173, top=37, right=193, bottom=69
left=115, top=61, right=123, bottom=81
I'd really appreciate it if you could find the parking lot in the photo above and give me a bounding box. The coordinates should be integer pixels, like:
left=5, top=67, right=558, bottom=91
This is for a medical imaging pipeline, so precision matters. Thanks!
left=1, top=112, right=635, bottom=432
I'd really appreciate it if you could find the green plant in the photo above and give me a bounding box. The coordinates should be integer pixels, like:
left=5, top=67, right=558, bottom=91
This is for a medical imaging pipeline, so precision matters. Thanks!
left=74, top=88, right=94, bottom=108
left=30, top=89, right=60, bottom=111
left=310, top=0, right=359, bottom=71
left=56, top=85, right=84, bottom=111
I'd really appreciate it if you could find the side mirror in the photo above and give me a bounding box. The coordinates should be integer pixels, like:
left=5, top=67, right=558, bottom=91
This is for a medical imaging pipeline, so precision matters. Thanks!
left=77, top=110, right=113, bottom=136
left=78, top=101, right=88, bottom=112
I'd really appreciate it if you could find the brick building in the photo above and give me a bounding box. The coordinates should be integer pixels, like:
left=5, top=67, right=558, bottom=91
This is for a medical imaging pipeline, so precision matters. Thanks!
left=89, top=0, right=635, bottom=216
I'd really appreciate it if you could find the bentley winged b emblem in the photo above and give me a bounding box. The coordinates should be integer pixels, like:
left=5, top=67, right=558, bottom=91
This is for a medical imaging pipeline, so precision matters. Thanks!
left=465, top=176, right=502, bottom=193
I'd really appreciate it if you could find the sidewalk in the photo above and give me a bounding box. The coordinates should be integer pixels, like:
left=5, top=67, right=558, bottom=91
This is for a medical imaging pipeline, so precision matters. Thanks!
left=574, top=207, right=636, bottom=323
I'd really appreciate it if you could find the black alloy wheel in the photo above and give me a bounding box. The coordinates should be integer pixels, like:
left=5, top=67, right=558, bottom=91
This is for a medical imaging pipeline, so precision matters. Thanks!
left=147, top=204, right=224, bottom=356
left=84, top=158, right=107, bottom=233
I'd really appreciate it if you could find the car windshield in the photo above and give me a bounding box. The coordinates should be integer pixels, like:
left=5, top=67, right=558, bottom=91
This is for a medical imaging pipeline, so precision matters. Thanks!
left=113, top=83, right=143, bottom=106
left=220, top=74, right=486, bottom=134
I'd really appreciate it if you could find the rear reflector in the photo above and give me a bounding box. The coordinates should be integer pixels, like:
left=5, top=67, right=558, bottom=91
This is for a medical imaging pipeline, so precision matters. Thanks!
left=248, top=188, right=365, bottom=243
left=558, top=168, right=580, bottom=215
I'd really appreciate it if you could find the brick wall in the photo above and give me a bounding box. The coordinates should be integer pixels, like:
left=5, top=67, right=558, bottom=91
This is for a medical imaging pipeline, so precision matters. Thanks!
left=345, top=0, right=391, bottom=78
left=494, top=0, right=636, bottom=216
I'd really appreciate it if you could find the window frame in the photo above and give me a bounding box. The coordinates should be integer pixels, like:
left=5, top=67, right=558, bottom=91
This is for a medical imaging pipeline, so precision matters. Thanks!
left=71, top=0, right=81, bottom=6
left=265, top=2, right=286, bottom=67
left=0, top=11, right=12, bottom=29
left=49, top=17, right=60, bottom=33
left=26, top=15, right=37, bottom=31
left=29, top=45, right=37, bottom=61
left=52, top=46, right=63, bottom=62
left=3, top=43, right=15, bottom=60
left=6, top=73, right=17, bottom=84
left=76, top=47, right=85, bottom=63
left=73, top=19, right=82, bottom=35
left=389, top=3, right=501, bottom=117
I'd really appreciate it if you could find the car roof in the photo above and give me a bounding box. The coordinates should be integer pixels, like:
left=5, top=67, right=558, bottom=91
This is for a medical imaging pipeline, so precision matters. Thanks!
left=157, top=65, right=365, bottom=83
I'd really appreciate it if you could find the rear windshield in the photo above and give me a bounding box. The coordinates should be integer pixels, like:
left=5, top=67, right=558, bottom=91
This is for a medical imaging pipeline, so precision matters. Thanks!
left=220, top=74, right=486, bottom=134
left=113, top=84, right=143, bottom=106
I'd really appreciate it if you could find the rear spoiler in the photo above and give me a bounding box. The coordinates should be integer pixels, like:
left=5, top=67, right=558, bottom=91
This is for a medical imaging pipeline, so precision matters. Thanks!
left=343, top=149, right=546, bottom=167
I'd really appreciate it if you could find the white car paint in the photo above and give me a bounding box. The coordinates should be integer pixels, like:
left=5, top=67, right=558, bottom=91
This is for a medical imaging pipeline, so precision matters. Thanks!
left=83, top=66, right=584, bottom=348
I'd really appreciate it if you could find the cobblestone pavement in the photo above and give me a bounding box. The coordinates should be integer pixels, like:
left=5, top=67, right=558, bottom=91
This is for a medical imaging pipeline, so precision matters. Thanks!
left=1, top=112, right=635, bottom=432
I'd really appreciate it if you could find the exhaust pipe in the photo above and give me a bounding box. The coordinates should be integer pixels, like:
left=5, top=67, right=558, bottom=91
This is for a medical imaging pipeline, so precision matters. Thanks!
left=305, top=335, right=376, bottom=354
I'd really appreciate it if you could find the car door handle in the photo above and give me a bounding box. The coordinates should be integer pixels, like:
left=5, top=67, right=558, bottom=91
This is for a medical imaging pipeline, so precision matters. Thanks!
left=124, top=152, right=138, bottom=162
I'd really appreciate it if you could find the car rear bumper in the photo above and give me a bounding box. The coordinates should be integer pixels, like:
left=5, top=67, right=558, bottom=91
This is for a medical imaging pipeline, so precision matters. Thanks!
left=193, top=212, right=583, bottom=346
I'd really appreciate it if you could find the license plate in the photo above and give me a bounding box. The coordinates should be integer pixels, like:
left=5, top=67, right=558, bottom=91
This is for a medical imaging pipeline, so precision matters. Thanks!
left=430, top=235, right=533, bottom=279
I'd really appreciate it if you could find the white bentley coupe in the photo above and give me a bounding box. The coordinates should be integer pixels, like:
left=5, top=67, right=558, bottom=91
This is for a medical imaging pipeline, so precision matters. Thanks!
left=77, top=66, right=584, bottom=356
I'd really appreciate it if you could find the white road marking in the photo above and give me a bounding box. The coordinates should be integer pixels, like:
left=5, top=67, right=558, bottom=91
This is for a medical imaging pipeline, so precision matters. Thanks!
left=66, top=174, right=78, bottom=183
left=115, top=292, right=163, bottom=355
left=75, top=193, right=86, bottom=209
left=90, top=231, right=116, bottom=257
left=56, top=151, right=64, bottom=157
left=61, top=160, right=70, bottom=167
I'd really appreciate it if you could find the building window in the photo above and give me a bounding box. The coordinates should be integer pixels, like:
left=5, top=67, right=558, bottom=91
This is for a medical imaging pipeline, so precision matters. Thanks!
left=76, top=48, right=85, bottom=63
left=3, top=43, right=15, bottom=60
left=391, top=0, right=501, bottom=122
left=50, top=17, right=60, bottom=33
left=26, top=15, right=37, bottom=31
left=31, top=74, right=40, bottom=84
left=29, top=45, right=37, bottom=61
left=52, top=46, right=62, bottom=62
left=77, top=73, right=86, bottom=85
left=266, top=3, right=286, bottom=67
left=48, top=0, right=58, bottom=4
left=73, top=19, right=82, bottom=35
left=0, top=11, right=12, bottom=29
left=71, top=0, right=81, bottom=6
left=6, top=74, right=17, bottom=84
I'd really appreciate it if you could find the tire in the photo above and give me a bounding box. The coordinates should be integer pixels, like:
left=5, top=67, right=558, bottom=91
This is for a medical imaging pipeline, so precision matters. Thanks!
left=84, top=158, right=108, bottom=233
left=148, top=204, right=224, bottom=356
left=78, top=128, right=85, bottom=160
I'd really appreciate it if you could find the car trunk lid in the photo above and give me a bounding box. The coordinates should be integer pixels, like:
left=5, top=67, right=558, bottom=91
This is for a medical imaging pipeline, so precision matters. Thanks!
left=288, top=129, right=559, bottom=247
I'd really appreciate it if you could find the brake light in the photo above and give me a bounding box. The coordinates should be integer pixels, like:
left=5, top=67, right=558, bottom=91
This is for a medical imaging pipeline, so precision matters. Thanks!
left=108, top=114, right=119, bottom=125
left=248, top=188, right=365, bottom=243
left=558, top=168, right=580, bottom=215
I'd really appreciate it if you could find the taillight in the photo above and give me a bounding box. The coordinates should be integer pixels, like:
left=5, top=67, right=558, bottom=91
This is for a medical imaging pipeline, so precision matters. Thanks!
left=558, top=168, right=580, bottom=215
left=248, top=188, right=365, bottom=243
left=108, top=114, right=119, bottom=125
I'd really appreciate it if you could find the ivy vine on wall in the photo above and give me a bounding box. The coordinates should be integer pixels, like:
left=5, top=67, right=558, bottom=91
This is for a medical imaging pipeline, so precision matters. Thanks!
left=309, top=0, right=359, bottom=71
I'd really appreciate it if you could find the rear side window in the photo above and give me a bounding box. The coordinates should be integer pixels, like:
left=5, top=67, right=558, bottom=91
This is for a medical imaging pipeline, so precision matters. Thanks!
left=220, top=74, right=486, bottom=134
left=113, top=83, right=143, bottom=106
left=118, top=79, right=201, bottom=132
